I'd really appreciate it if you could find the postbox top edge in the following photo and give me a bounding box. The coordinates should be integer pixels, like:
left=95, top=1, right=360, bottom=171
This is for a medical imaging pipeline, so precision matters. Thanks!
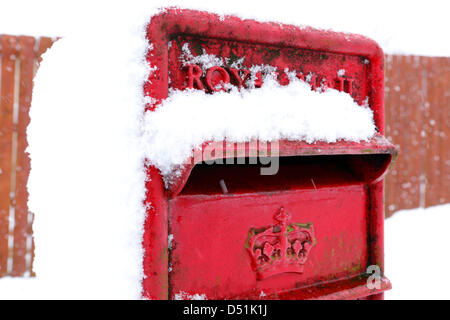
left=146, top=8, right=384, bottom=60
left=144, top=7, right=386, bottom=134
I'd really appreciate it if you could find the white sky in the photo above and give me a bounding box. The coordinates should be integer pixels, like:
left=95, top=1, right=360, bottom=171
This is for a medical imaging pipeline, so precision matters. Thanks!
left=0, top=0, right=448, bottom=56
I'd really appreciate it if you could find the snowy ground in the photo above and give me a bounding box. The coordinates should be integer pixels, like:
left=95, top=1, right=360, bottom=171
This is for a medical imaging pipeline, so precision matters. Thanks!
left=1, top=204, right=449, bottom=299
left=385, top=204, right=450, bottom=300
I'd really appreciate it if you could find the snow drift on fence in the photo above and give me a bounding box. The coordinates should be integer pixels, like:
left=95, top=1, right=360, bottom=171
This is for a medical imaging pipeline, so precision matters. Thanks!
left=26, top=5, right=153, bottom=299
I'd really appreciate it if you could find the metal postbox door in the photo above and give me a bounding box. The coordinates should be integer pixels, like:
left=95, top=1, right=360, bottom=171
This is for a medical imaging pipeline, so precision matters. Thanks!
left=142, top=9, right=396, bottom=300
left=169, top=158, right=366, bottom=299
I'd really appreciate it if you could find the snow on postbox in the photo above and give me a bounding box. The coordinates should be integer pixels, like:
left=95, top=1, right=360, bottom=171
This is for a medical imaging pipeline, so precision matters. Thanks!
left=142, top=9, right=397, bottom=300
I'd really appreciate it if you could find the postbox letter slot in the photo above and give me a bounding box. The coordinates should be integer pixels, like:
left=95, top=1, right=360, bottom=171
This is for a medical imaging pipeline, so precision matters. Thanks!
left=177, top=154, right=392, bottom=196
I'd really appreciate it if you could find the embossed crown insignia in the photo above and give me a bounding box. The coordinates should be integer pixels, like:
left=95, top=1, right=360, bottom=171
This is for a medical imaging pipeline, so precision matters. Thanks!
left=246, top=207, right=315, bottom=280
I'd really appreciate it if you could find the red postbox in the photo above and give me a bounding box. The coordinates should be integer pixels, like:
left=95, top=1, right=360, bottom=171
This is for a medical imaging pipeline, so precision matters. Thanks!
left=142, top=9, right=397, bottom=300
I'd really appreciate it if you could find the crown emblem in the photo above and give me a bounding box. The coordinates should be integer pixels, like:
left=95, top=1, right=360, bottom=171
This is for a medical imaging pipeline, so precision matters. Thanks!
left=246, top=207, right=315, bottom=280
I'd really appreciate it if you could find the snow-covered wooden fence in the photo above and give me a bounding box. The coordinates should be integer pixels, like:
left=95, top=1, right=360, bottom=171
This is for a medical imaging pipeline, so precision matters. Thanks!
left=385, top=55, right=450, bottom=217
left=0, top=34, right=448, bottom=276
left=0, top=35, right=54, bottom=277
